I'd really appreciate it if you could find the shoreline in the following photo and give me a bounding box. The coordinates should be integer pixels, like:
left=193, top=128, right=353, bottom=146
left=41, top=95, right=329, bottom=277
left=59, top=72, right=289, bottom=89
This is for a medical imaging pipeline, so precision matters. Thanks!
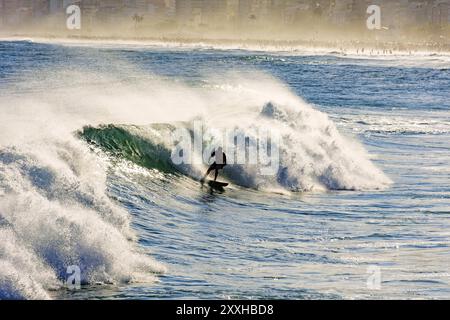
left=1, top=33, right=450, bottom=57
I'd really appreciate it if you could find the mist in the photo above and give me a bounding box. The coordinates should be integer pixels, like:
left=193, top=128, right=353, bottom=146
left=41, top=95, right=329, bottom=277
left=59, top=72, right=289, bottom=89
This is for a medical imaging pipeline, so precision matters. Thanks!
left=1, top=0, right=449, bottom=53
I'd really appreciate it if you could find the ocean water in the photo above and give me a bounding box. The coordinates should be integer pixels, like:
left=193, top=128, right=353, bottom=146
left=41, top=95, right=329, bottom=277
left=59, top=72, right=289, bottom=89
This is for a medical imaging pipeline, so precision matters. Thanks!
left=0, top=39, right=449, bottom=300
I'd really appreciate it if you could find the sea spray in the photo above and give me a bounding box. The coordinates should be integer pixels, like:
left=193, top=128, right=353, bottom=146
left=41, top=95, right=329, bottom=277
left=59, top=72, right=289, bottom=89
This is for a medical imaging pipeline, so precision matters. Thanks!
left=0, top=137, right=165, bottom=299
left=0, top=60, right=390, bottom=299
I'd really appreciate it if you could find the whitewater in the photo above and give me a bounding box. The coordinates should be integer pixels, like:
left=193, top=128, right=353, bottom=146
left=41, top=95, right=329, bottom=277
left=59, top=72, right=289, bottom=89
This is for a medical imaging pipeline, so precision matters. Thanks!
left=0, top=39, right=449, bottom=299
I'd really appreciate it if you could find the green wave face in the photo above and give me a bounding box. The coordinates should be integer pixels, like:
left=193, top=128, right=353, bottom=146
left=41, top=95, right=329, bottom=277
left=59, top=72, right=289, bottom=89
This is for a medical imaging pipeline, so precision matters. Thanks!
left=79, top=125, right=178, bottom=174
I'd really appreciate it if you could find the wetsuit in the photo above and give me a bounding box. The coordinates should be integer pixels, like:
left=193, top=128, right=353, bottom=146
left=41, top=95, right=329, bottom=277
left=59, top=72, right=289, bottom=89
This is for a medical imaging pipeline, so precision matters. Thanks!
left=203, top=150, right=227, bottom=181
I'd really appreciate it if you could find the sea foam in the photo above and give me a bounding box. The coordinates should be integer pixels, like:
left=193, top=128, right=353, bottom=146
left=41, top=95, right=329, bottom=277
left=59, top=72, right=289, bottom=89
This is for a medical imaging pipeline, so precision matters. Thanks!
left=0, top=137, right=165, bottom=299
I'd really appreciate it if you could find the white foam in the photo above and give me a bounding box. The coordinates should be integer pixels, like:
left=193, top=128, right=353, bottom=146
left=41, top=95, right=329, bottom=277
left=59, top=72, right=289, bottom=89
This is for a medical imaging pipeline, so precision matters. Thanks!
left=109, top=73, right=392, bottom=191
left=192, top=99, right=391, bottom=191
left=0, top=136, right=165, bottom=299
left=3, top=36, right=449, bottom=69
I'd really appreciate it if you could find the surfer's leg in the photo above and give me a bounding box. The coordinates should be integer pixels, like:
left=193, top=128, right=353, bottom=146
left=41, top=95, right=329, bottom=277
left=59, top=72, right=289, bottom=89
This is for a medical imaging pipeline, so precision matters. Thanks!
left=202, top=164, right=215, bottom=181
left=214, top=169, right=219, bottom=181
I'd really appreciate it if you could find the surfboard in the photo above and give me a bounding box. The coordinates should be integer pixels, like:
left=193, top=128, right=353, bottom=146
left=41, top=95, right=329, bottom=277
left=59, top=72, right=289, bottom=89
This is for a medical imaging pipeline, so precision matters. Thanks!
left=207, top=180, right=229, bottom=190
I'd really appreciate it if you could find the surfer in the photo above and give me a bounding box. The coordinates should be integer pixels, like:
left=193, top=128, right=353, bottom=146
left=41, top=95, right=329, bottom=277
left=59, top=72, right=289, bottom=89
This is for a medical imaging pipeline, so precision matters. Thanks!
left=202, top=147, right=227, bottom=182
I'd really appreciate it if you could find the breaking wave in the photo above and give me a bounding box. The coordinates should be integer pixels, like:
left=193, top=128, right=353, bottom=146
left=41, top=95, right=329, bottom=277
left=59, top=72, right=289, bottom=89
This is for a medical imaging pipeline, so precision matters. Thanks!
left=80, top=100, right=391, bottom=192
left=0, top=58, right=389, bottom=299
left=0, top=137, right=165, bottom=299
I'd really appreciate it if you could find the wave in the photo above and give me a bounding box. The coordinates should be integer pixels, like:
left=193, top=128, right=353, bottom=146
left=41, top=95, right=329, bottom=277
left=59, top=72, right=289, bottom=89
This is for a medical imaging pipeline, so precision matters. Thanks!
left=336, top=112, right=450, bottom=136
left=4, top=37, right=450, bottom=70
left=0, top=137, right=165, bottom=299
left=81, top=124, right=178, bottom=174
left=0, top=57, right=390, bottom=298
left=79, top=100, right=391, bottom=192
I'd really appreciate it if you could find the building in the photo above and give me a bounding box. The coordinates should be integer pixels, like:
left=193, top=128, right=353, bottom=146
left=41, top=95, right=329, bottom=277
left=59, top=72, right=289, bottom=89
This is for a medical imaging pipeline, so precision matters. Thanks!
left=381, top=0, right=413, bottom=29
left=0, top=0, right=33, bottom=26
left=95, top=0, right=123, bottom=23
left=0, top=0, right=3, bottom=27
left=327, top=0, right=437, bottom=29
left=175, top=0, right=205, bottom=26
left=164, top=0, right=176, bottom=19
left=0, top=0, right=4, bottom=26
left=49, top=0, right=63, bottom=14
left=202, top=0, right=227, bottom=26
left=281, top=0, right=323, bottom=25
left=1, top=0, right=446, bottom=32
left=329, top=0, right=357, bottom=25
left=407, top=1, right=432, bottom=26
left=432, top=0, right=450, bottom=27
left=32, top=0, right=51, bottom=17
left=48, top=0, right=85, bottom=15
left=238, top=0, right=271, bottom=26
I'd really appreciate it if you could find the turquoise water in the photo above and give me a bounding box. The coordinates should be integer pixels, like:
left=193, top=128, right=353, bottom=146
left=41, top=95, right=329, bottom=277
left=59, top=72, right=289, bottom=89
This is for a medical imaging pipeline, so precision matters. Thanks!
left=0, top=40, right=449, bottom=299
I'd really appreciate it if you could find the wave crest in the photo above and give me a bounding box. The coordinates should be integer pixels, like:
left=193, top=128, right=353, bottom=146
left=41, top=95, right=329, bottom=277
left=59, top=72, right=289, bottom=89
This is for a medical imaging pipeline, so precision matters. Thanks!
left=80, top=100, right=391, bottom=192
